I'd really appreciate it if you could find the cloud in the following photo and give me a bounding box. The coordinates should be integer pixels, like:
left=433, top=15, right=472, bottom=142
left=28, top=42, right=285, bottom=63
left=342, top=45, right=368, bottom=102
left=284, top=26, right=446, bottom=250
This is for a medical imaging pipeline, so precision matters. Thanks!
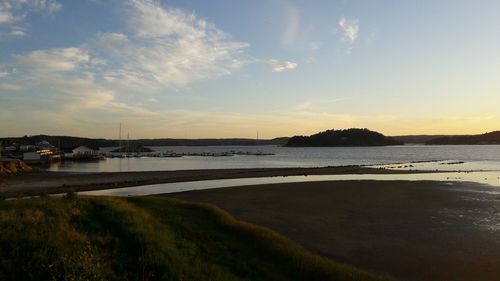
left=337, top=17, right=359, bottom=55
left=1, top=0, right=301, bottom=136
left=14, top=47, right=90, bottom=72
left=0, top=0, right=62, bottom=25
left=9, top=26, right=26, bottom=37
left=94, top=0, right=250, bottom=88
left=294, top=97, right=352, bottom=112
left=98, top=32, right=129, bottom=46
left=0, top=1, right=18, bottom=24
left=106, top=101, right=159, bottom=117
left=128, top=0, right=203, bottom=39
left=263, top=59, right=298, bottom=72
left=28, top=0, right=62, bottom=14
left=0, top=83, right=22, bottom=91
left=338, top=17, right=359, bottom=43
left=282, top=2, right=301, bottom=48
left=306, top=41, right=320, bottom=63
left=52, top=77, right=115, bottom=109
left=0, top=0, right=62, bottom=38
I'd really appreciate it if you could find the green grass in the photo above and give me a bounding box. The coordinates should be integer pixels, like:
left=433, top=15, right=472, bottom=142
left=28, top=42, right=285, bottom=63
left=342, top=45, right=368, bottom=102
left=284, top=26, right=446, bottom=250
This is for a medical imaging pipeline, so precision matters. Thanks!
left=0, top=195, right=388, bottom=281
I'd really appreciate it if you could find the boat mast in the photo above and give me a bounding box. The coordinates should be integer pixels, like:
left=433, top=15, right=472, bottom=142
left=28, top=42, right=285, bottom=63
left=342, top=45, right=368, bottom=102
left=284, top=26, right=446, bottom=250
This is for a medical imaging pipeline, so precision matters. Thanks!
left=118, top=123, right=122, bottom=153
left=127, top=132, right=130, bottom=153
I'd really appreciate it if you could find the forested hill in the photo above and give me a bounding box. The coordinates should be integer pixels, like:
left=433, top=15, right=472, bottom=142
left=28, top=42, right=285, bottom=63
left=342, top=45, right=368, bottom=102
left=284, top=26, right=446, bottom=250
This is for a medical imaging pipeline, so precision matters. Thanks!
left=391, top=135, right=447, bottom=144
left=285, top=129, right=403, bottom=147
left=0, top=135, right=289, bottom=148
left=425, top=131, right=500, bottom=145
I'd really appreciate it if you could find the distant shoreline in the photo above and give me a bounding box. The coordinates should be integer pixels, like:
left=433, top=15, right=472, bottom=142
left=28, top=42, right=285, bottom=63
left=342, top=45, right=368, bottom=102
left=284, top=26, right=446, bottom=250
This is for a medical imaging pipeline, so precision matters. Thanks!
left=3, top=130, right=500, bottom=149
left=0, top=166, right=443, bottom=197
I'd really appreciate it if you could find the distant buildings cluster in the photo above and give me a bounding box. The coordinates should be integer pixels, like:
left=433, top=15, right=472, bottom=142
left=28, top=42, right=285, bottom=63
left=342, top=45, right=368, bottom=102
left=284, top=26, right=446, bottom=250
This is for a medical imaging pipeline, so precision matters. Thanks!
left=0, top=140, right=100, bottom=164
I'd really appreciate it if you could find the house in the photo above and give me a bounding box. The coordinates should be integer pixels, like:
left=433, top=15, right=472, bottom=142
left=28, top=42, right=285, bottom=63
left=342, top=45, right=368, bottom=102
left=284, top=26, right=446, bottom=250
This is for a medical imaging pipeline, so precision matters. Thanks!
left=71, top=146, right=99, bottom=159
left=20, top=145, right=37, bottom=152
left=5, top=145, right=17, bottom=152
left=36, top=141, right=54, bottom=150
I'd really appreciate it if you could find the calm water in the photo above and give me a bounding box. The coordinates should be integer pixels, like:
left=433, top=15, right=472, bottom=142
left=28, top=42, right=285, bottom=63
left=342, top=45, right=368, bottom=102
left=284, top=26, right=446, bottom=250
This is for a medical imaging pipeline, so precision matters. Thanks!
left=80, top=171, right=500, bottom=197
left=47, top=145, right=500, bottom=172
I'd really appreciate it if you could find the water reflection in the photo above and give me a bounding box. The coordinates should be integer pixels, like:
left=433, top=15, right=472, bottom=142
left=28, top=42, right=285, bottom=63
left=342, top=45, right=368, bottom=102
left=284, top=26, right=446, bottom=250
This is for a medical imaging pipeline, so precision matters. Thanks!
left=80, top=171, right=500, bottom=197
left=47, top=145, right=500, bottom=173
left=368, top=160, right=500, bottom=171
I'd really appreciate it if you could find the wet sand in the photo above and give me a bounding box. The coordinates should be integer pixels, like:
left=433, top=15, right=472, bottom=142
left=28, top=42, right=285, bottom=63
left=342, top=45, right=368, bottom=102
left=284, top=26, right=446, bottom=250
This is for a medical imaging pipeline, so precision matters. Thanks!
left=0, top=166, right=433, bottom=196
left=169, top=180, right=500, bottom=281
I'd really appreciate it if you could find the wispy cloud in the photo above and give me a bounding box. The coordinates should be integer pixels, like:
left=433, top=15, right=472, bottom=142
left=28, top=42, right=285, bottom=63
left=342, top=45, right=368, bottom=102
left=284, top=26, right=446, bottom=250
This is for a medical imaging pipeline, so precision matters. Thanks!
left=293, top=97, right=353, bottom=112
left=0, top=1, right=62, bottom=24
left=14, top=47, right=90, bottom=72
left=306, top=41, right=320, bottom=63
left=0, top=0, right=62, bottom=37
left=29, top=0, right=62, bottom=14
left=263, top=59, right=298, bottom=72
left=0, top=83, right=21, bottom=91
left=1, top=0, right=299, bottom=136
left=96, top=0, right=250, bottom=88
left=281, top=1, right=301, bottom=48
left=338, top=17, right=359, bottom=43
left=337, top=16, right=360, bottom=54
left=2, top=0, right=255, bottom=122
left=9, top=26, right=26, bottom=37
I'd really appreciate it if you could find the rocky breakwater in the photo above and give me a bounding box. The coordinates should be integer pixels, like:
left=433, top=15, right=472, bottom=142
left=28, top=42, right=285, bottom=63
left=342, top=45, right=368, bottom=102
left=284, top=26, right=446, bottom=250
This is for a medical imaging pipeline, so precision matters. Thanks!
left=0, top=159, right=33, bottom=176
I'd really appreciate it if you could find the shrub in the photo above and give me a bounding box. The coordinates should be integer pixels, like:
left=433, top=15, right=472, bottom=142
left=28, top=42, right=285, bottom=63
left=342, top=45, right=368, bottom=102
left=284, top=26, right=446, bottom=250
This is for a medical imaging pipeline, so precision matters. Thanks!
left=64, top=190, right=78, bottom=200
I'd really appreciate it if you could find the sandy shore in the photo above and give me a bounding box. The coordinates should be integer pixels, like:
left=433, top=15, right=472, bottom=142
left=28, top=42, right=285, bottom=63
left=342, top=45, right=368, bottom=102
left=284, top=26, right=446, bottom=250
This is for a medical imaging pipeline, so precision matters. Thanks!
left=169, top=180, right=500, bottom=281
left=0, top=166, right=435, bottom=196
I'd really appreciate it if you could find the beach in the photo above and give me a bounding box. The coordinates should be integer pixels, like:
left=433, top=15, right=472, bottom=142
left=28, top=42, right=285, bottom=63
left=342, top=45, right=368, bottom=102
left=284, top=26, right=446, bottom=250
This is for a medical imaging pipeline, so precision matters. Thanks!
left=169, top=180, right=500, bottom=281
left=0, top=166, right=433, bottom=196
left=2, top=166, right=499, bottom=280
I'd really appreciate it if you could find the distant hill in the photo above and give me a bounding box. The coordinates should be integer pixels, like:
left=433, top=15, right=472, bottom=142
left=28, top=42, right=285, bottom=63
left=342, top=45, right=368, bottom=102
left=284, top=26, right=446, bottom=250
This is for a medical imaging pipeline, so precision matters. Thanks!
left=286, top=128, right=403, bottom=147
left=425, top=131, right=500, bottom=145
left=0, top=135, right=115, bottom=149
left=391, top=135, right=448, bottom=144
left=0, top=135, right=289, bottom=148
left=132, top=137, right=289, bottom=146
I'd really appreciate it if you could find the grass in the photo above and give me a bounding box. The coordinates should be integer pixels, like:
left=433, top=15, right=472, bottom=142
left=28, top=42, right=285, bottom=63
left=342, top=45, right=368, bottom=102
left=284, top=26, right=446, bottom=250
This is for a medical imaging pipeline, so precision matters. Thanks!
left=0, top=195, right=388, bottom=281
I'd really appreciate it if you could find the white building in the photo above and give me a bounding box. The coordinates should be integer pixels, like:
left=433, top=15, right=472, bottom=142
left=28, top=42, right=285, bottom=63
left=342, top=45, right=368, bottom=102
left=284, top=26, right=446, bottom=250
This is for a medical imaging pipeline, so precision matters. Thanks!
left=5, top=146, right=17, bottom=151
left=72, top=146, right=99, bottom=158
left=37, top=141, right=53, bottom=149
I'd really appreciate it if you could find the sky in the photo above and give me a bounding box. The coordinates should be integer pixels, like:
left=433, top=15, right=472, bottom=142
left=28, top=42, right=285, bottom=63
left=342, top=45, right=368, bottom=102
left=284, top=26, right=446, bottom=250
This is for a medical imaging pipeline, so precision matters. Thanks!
left=1, top=0, right=500, bottom=138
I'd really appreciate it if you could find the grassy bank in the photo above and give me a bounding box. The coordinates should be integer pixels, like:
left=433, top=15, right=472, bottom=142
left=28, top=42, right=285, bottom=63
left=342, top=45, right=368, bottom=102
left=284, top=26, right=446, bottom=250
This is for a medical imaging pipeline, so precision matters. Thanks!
left=0, top=195, right=386, bottom=281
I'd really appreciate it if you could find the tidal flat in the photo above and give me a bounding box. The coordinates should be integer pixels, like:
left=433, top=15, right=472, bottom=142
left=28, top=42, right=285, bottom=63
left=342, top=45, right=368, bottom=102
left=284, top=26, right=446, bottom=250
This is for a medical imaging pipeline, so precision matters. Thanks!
left=170, top=180, right=500, bottom=281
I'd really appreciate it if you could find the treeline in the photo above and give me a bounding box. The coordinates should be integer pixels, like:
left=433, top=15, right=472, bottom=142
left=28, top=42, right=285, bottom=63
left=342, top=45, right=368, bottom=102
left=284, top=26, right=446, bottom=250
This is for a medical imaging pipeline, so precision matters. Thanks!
left=425, top=131, right=500, bottom=145
left=0, top=135, right=114, bottom=149
left=3, top=130, right=500, bottom=148
left=131, top=137, right=289, bottom=146
left=391, top=135, right=447, bottom=144
left=0, top=135, right=289, bottom=148
left=286, top=128, right=402, bottom=147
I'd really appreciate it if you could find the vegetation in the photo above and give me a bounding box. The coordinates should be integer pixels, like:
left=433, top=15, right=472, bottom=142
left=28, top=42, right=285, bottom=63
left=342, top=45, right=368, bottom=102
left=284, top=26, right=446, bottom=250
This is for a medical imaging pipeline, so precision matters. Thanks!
left=0, top=196, right=386, bottom=281
left=0, top=160, right=33, bottom=176
left=390, top=135, right=447, bottom=144
left=0, top=135, right=290, bottom=148
left=286, top=128, right=402, bottom=147
left=426, top=131, right=500, bottom=145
